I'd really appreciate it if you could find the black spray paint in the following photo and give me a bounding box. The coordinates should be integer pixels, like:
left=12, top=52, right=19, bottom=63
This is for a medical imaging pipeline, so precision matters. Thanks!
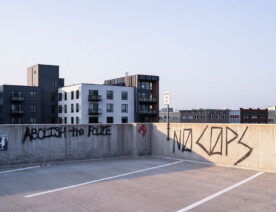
left=172, top=126, right=253, bottom=166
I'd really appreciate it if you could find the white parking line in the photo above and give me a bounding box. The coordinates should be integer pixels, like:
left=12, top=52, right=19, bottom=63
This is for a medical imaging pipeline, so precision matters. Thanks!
left=177, top=171, right=264, bottom=212
left=0, top=166, right=40, bottom=174
left=25, top=160, right=183, bottom=198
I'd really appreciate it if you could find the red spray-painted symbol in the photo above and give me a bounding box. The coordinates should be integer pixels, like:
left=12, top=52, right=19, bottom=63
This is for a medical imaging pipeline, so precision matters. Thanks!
left=138, top=124, right=147, bottom=137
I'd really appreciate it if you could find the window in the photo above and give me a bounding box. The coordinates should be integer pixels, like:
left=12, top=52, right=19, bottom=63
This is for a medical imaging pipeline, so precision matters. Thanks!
left=210, top=115, right=214, bottom=119
left=51, top=117, right=57, bottom=124
left=76, top=90, right=79, bottom=99
left=58, top=93, right=62, bottom=101
left=76, top=103, right=79, bottom=112
left=89, top=117, right=98, bottom=123
left=64, top=117, right=67, bottom=124
left=223, top=115, right=227, bottom=119
left=58, top=105, right=63, bottom=113
left=122, top=117, right=128, bottom=123
left=121, top=91, right=128, bottom=100
left=71, top=91, right=74, bottom=100
left=76, top=117, right=79, bottom=124
left=12, top=91, right=21, bottom=97
left=30, top=104, right=36, bottom=113
left=89, top=90, right=101, bottom=101
left=89, top=103, right=98, bottom=110
left=51, top=80, right=57, bottom=88
left=140, top=82, right=152, bottom=90
left=51, top=93, right=57, bottom=101
left=11, top=104, right=22, bottom=111
left=195, top=115, right=199, bottom=119
left=182, top=115, right=186, bottom=120
left=64, top=92, right=67, bottom=100
left=51, top=105, right=57, bottom=113
left=58, top=117, right=62, bottom=124
left=64, top=105, right=67, bottom=113
left=188, top=115, right=193, bottom=119
left=107, top=117, right=113, bottom=123
left=12, top=117, right=22, bottom=124
left=122, top=104, right=128, bottom=113
left=107, top=90, right=113, bottom=100
left=71, top=117, right=74, bottom=124
left=30, top=117, right=36, bottom=124
left=173, top=116, right=178, bottom=121
left=107, top=104, right=114, bottom=112
left=71, top=104, right=74, bottom=113
left=30, top=91, right=36, bottom=100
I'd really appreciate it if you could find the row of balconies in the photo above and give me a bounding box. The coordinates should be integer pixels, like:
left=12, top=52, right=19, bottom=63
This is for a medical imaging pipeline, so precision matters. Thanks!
left=87, top=109, right=157, bottom=116
left=10, top=109, right=24, bottom=115
left=88, top=95, right=157, bottom=103
left=10, top=96, right=25, bottom=102
left=138, top=97, right=157, bottom=103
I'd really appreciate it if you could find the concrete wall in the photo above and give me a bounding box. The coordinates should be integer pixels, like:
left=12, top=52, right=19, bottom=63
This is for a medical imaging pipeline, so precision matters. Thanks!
left=0, top=124, right=151, bottom=166
left=1, top=123, right=276, bottom=172
left=151, top=123, right=276, bottom=172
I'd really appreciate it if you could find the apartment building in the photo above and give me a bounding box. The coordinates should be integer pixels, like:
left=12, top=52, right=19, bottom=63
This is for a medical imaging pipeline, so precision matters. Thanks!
left=159, top=108, right=180, bottom=123
left=267, top=106, right=276, bottom=124
left=240, top=108, right=268, bottom=124
left=180, top=109, right=229, bottom=123
left=0, top=85, right=41, bottom=124
left=0, top=64, right=64, bottom=124
left=58, top=84, right=134, bottom=124
left=229, top=110, right=240, bottom=123
left=27, top=64, right=64, bottom=123
left=104, top=74, right=159, bottom=123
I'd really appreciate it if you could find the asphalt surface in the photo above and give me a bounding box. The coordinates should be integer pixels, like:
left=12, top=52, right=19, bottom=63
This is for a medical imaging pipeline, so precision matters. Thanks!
left=0, top=156, right=275, bottom=212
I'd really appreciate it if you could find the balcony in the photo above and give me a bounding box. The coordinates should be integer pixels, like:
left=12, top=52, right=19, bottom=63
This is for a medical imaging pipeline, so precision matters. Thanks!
left=139, top=97, right=157, bottom=103
left=10, top=96, right=24, bottom=102
left=88, top=95, right=102, bottom=102
left=88, top=109, right=102, bottom=115
left=10, top=109, right=24, bottom=115
left=139, top=110, right=157, bottom=115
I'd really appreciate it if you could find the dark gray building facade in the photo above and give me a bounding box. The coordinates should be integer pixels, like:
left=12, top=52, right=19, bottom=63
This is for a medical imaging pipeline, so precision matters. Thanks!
left=0, top=85, right=41, bottom=124
left=27, top=64, right=64, bottom=123
left=104, top=74, right=159, bottom=122
left=180, top=109, right=229, bottom=123
left=0, top=64, right=64, bottom=124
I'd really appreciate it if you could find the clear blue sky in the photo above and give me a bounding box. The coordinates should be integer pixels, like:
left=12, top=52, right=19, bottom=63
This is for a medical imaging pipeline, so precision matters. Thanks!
left=0, top=0, right=275, bottom=110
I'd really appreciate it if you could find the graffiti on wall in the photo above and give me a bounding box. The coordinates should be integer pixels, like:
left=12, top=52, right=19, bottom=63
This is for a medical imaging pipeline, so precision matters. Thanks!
left=0, top=135, right=8, bottom=151
left=172, top=126, right=252, bottom=166
left=23, top=125, right=112, bottom=143
left=138, top=124, right=147, bottom=137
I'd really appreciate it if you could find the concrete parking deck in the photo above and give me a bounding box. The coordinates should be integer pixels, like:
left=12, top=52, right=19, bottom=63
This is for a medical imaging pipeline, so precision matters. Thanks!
left=0, top=156, right=275, bottom=212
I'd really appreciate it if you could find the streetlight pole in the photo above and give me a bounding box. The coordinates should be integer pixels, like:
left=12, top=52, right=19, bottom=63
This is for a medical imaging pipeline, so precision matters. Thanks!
left=167, top=104, right=170, bottom=140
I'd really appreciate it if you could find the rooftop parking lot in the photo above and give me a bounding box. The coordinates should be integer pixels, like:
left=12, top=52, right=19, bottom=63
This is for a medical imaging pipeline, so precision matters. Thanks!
left=0, top=156, right=275, bottom=211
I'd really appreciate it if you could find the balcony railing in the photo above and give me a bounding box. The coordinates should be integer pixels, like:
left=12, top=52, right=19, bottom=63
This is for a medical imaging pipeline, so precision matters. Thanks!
left=88, top=95, right=102, bottom=101
left=139, top=97, right=157, bottom=103
left=88, top=109, right=102, bottom=115
left=139, top=110, right=157, bottom=115
left=10, top=96, right=25, bottom=102
left=10, top=109, right=24, bottom=115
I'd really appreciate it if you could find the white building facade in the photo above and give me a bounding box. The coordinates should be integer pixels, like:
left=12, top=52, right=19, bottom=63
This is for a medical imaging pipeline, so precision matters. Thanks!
left=229, top=110, right=240, bottom=123
left=58, top=84, right=134, bottom=124
left=267, top=106, right=276, bottom=124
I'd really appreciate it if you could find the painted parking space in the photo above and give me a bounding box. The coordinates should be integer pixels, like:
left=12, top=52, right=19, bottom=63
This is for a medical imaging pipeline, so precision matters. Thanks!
left=0, top=156, right=274, bottom=211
